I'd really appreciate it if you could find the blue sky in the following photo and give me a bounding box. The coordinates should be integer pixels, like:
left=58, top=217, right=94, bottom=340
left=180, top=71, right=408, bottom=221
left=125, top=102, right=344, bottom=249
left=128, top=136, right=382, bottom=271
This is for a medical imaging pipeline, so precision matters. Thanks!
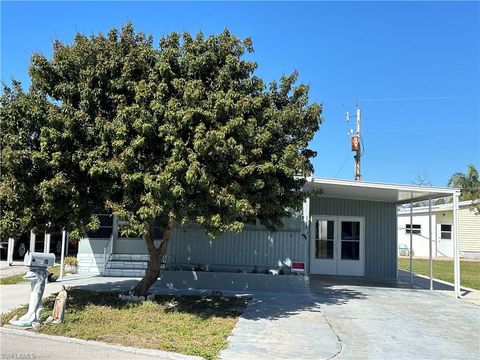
left=2, top=1, right=479, bottom=186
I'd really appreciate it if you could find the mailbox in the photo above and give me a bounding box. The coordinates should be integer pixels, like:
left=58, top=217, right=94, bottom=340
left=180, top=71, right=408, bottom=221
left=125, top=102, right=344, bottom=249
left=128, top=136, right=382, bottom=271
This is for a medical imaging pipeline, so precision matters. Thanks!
left=24, top=251, right=55, bottom=268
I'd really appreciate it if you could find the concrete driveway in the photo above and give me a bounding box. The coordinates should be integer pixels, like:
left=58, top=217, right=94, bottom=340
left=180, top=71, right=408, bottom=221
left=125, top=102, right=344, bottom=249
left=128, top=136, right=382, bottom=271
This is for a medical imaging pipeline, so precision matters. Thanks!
left=1, top=274, right=478, bottom=360
left=221, top=276, right=480, bottom=360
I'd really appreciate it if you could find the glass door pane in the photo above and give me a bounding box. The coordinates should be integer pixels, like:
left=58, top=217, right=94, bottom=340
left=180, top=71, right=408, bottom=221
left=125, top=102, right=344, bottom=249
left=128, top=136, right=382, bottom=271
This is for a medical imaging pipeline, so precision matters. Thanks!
left=315, top=220, right=334, bottom=259
left=340, top=221, right=360, bottom=260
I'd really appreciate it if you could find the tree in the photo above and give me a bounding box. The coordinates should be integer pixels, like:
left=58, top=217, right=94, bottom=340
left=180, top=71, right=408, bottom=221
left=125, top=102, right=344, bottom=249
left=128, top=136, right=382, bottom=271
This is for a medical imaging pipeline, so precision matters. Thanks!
left=1, top=24, right=322, bottom=296
left=413, top=171, right=432, bottom=187
left=448, top=164, right=480, bottom=214
left=0, top=82, right=106, bottom=241
left=411, top=171, right=432, bottom=207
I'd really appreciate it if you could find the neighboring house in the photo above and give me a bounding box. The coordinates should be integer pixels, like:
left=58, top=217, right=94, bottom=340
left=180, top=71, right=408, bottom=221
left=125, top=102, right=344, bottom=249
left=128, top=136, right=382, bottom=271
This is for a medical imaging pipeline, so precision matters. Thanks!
left=76, top=177, right=461, bottom=283
left=397, top=200, right=480, bottom=259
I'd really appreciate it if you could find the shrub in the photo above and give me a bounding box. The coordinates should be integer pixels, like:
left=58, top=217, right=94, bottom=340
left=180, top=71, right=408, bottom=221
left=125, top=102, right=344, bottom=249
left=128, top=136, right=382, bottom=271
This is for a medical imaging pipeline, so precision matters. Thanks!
left=64, top=256, right=77, bottom=266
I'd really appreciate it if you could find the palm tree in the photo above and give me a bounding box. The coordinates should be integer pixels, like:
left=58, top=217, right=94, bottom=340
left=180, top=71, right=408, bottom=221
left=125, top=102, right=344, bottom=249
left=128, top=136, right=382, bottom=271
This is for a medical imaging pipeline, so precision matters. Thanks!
left=448, top=164, right=480, bottom=213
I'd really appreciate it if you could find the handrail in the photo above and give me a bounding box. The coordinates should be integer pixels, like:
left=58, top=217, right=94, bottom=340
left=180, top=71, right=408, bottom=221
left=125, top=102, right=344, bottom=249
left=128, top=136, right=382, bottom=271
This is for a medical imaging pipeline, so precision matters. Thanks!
left=103, top=234, right=114, bottom=276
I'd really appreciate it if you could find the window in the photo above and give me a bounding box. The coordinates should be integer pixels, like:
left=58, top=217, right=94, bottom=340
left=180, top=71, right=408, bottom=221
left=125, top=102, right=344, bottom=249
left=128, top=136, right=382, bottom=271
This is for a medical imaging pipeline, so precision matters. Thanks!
left=116, top=219, right=165, bottom=239
left=341, top=241, right=360, bottom=260
left=341, top=221, right=360, bottom=241
left=341, top=221, right=360, bottom=260
left=440, top=224, right=452, bottom=240
left=86, top=214, right=113, bottom=238
left=406, top=224, right=421, bottom=235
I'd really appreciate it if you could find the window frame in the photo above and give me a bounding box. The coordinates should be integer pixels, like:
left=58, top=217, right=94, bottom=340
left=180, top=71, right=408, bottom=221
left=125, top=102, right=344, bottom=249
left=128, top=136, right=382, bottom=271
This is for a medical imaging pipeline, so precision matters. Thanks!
left=86, top=214, right=114, bottom=239
left=440, top=223, right=452, bottom=240
left=405, top=224, right=421, bottom=235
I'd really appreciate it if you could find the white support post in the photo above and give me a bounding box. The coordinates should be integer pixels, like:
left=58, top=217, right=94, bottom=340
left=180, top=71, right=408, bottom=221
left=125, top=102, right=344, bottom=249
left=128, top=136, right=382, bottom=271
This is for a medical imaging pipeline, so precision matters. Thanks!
left=453, top=192, right=461, bottom=298
left=409, top=194, right=413, bottom=286
left=7, top=238, right=15, bottom=266
left=302, top=197, right=311, bottom=233
left=428, top=197, right=433, bottom=290
left=44, top=232, right=51, bottom=253
left=111, top=215, right=118, bottom=254
left=302, top=197, right=311, bottom=274
left=60, top=230, right=66, bottom=280
left=30, top=231, right=36, bottom=252
left=395, top=206, right=399, bottom=279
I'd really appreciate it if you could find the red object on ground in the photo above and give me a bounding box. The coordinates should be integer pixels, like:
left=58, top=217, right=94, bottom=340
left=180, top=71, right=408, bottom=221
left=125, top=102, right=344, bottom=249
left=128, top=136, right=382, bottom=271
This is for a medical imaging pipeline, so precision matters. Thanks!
left=291, top=262, right=305, bottom=273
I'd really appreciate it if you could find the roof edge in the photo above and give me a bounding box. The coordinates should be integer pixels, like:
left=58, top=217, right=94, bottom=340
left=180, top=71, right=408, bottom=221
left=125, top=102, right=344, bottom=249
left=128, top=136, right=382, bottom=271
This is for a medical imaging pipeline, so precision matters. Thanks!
left=306, top=176, right=460, bottom=194
left=398, top=200, right=475, bottom=214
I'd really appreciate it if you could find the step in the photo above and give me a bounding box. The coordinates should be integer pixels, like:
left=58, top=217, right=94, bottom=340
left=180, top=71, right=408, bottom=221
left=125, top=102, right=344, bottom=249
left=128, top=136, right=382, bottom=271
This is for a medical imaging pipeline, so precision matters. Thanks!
left=106, top=260, right=148, bottom=270
left=104, top=268, right=146, bottom=277
left=110, top=254, right=149, bottom=262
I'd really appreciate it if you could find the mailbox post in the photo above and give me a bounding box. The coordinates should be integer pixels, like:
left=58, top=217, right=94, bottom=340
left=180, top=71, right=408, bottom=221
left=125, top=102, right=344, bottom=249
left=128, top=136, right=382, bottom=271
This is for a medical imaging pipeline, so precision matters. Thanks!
left=7, top=238, right=14, bottom=266
left=10, top=251, right=55, bottom=327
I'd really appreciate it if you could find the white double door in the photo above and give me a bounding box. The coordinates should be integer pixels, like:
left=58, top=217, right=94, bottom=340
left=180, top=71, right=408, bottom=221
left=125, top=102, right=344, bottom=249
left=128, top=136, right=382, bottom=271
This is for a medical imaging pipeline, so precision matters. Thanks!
left=310, top=216, right=365, bottom=276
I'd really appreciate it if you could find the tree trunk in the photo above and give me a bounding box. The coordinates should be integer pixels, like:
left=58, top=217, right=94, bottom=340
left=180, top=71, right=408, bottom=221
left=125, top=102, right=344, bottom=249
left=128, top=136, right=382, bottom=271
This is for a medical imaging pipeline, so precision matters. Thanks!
left=131, top=219, right=174, bottom=297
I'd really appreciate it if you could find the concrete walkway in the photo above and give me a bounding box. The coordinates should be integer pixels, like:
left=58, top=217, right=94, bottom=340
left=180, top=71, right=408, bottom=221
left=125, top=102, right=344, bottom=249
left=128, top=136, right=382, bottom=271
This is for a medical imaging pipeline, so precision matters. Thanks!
left=0, top=273, right=101, bottom=313
left=220, top=294, right=341, bottom=359
left=0, top=260, right=27, bottom=278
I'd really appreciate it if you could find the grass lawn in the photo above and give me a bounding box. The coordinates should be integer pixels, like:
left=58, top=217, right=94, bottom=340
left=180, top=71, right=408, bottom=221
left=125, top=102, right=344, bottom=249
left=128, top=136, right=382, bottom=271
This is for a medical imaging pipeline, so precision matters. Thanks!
left=1, top=289, right=249, bottom=359
left=398, top=258, right=480, bottom=290
left=0, top=266, right=60, bottom=285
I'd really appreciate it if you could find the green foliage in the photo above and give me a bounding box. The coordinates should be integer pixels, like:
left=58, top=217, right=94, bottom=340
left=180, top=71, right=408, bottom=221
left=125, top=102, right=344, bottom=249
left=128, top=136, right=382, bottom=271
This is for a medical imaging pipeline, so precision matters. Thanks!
left=0, top=273, right=26, bottom=285
left=398, top=258, right=480, bottom=290
left=1, top=23, right=322, bottom=240
left=0, top=82, right=108, bottom=238
left=448, top=164, right=480, bottom=214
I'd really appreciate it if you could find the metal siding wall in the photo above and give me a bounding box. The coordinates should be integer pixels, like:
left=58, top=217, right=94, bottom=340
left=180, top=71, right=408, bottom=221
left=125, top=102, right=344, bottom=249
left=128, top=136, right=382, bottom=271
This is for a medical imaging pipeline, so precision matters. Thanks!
left=310, top=197, right=397, bottom=280
left=82, top=215, right=306, bottom=270
left=167, top=221, right=306, bottom=269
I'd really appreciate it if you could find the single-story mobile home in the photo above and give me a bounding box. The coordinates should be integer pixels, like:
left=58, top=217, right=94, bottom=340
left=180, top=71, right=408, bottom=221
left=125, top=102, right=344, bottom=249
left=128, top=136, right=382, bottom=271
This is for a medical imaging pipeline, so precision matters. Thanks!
left=397, top=200, right=480, bottom=259
left=76, top=177, right=462, bottom=295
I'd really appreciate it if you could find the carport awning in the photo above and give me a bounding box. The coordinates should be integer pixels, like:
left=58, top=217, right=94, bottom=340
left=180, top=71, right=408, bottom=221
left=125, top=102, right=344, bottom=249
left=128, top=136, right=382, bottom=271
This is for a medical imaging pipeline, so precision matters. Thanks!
left=304, top=176, right=462, bottom=299
left=306, top=177, right=460, bottom=204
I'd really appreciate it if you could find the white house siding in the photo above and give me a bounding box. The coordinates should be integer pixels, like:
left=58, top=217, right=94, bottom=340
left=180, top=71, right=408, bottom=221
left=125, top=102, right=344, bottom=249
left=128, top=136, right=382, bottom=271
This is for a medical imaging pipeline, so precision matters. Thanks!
left=310, top=197, right=398, bottom=280
left=459, top=207, right=480, bottom=258
left=397, top=203, right=480, bottom=259
left=397, top=213, right=446, bottom=257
